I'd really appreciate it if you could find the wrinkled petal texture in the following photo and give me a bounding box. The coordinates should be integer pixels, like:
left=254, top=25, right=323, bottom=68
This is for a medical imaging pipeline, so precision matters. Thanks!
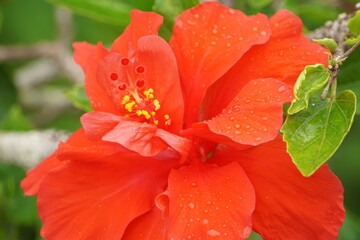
left=102, top=120, right=168, bottom=157
left=170, top=1, right=271, bottom=125
left=189, top=78, right=293, bottom=146
left=81, top=112, right=191, bottom=158
left=111, top=10, right=163, bottom=55
left=204, top=10, right=328, bottom=119
left=37, top=153, right=177, bottom=240
left=97, top=36, right=184, bottom=132
left=212, top=136, right=345, bottom=240
left=162, top=162, right=255, bottom=240
left=122, top=208, right=166, bottom=240
left=73, top=42, right=118, bottom=113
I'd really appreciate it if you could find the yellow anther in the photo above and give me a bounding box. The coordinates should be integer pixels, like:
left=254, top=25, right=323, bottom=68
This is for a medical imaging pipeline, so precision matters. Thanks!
left=125, top=101, right=136, bottom=112
left=142, top=110, right=151, bottom=119
left=151, top=111, right=156, bottom=116
left=165, top=120, right=171, bottom=125
left=122, top=95, right=130, bottom=104
left=154, top=99, right=161, bottom=111
left=148, top=88, right=154, bottom=93
left=148, top=94, right=154, bottom=99
left=144, top=90, right=149, bottom=97
left=154, top=120, right=159, bottom=125
left=164, top=114, right=170, bottom=120
left=136, top=110, right=142, bottom=116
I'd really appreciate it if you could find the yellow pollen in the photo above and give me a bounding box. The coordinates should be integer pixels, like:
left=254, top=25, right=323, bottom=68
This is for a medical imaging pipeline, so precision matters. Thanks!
left=125, top=101, right=136, bottom=112
left=164, top=114, right=170, bottom=120
left=154, top=99, right=161, bottom=110
left=125, top=114, right=130, bottom=118
left=151, top=111, right=156, bottom=116
left=142, top=110, right=151, bottom=119
left=154, top=120, right=159, bottom=125
left=148, top=94, right=154, bottom=99
left=136, top=110, right=142, bottom=116
left=122, top=95, right=130, bottom=104
left=148, top=88, right=154, bottom=93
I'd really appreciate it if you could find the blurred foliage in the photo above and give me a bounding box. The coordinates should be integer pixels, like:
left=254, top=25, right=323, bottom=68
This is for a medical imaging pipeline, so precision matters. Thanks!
left=0, top=0, right=359, bottom=239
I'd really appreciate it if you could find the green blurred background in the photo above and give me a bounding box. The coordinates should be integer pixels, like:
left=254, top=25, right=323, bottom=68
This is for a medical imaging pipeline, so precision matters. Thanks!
left=0, top=0, right=359, bottom=239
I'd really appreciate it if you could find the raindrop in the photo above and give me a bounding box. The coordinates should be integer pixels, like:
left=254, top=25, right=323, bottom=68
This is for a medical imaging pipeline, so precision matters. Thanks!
left=207, top=229, right=221, bottom=237
left=260, top=31, right=267, bottom=36
left=262, top=116, right=268, bottom=120
left=235, top=130, right=241, bottom=135
left=228, top=9, right=235, bottom=15
left=278, top=86, right=286, bottom=93
left=235, top=124, right=240, bottom=128
left=202, top=219, right=209, bottom=224
left=256, top=137, right=262, bottom=141
left=188, top=203, right=195, bottom=210
left=191, top=182, right=197, bottom=187
left=194, top=14, right=200, bottom=19
left=252, top=27, right=258, bottom=31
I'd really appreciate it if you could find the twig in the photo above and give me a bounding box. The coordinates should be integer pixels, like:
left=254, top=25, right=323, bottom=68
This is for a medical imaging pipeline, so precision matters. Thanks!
left=321, top=38, right=360, bottom=100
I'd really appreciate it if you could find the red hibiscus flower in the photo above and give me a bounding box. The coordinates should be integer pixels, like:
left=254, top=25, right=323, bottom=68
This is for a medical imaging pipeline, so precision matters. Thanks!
left=21, top=2, right=344, bottom=240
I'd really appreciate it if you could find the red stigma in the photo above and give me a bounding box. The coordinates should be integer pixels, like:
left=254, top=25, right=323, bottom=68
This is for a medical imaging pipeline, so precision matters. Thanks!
left=121, top=58, right=130, bottom=66
left=118, top=83, right=127, bottom=91
left=136, top=79, right=145, bottom=88
left=110, top=73, right=118, bottom=80
left=136, top=65, right=145, bottom=73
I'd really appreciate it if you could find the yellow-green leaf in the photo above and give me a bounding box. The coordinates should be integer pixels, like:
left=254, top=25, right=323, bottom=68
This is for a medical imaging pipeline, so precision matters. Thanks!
left=288, top=64, right=330, bottom=115
left=281, top=90, right=356, bottom=176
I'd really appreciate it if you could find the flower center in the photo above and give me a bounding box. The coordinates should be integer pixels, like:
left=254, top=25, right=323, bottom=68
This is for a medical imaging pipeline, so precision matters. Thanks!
left=109, top=57, right=171, bottom=126
left=121, top=88, right=171, bottom=125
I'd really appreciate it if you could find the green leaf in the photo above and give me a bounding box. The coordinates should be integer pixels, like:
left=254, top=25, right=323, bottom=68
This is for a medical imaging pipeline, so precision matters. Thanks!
left=0, top=105, right=33, bottom=131
left=281, top=90, right=356, bottom=176
left=64, top=85, right=93, bottom=112
left=247, top=0, right=273, bottom=9
left=46, top=0, right=133, bottom=26
left=288, top=64, right=330, bottom=115
left=348, top=10, right=360, bottom=36
left=345, top=35, right=360, bottom=45
left=153, top=0, right=199, bottom=40
left=313, top=38, right=337, bottom=53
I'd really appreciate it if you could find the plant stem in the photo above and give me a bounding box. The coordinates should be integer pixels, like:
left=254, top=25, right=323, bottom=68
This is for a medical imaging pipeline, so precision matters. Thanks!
left=321, top=38, right=360, bottom=99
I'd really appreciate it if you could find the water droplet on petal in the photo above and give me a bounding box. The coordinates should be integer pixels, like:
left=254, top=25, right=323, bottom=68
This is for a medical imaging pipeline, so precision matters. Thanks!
left=194, top=14, right=200, bottom=19
left=235, top=124, right=240, bottom=128
left=262, top=116, right=268, bottom=120
left=278, top=86, right=286, bottom=93
left=191, top=182, right=197, bottom=187
left=228, top=9, right=235, bottom=15
left=235, top=130, right=241, bottom=135
left=207, top=229, right=221, bottom=237
left=256, top=137, right=262, bottom=141
left=202, top=219, right=209, bottom=224
left=188, top=202, right=195, bottom=209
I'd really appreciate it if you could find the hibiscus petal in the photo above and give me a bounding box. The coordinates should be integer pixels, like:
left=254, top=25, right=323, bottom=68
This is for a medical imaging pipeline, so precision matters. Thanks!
left=170, top=1, right=271, bottom=125
left=212, top=136, right=345, bottom=240
left=37, top=152, right=177, bottom=240
left=205, top=10, right=328, bottom=118
left=122, top=208, right=166, bottom=240
left=137, top=35, right=184, bottom=132
left=96, top=36, right=184, bottom=132
left=73, top=42, right=118, bottom=113
left=160, top=162, right=255, bottom=240
left=188, top=78, right=293, bottom=146
left=102, top=120, right=168, bottom=157
left=111, top=10, right=163, bottom=55
left=21, top=129, right=86, bottom=196
left=80, top=112, right=125, bottom=140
